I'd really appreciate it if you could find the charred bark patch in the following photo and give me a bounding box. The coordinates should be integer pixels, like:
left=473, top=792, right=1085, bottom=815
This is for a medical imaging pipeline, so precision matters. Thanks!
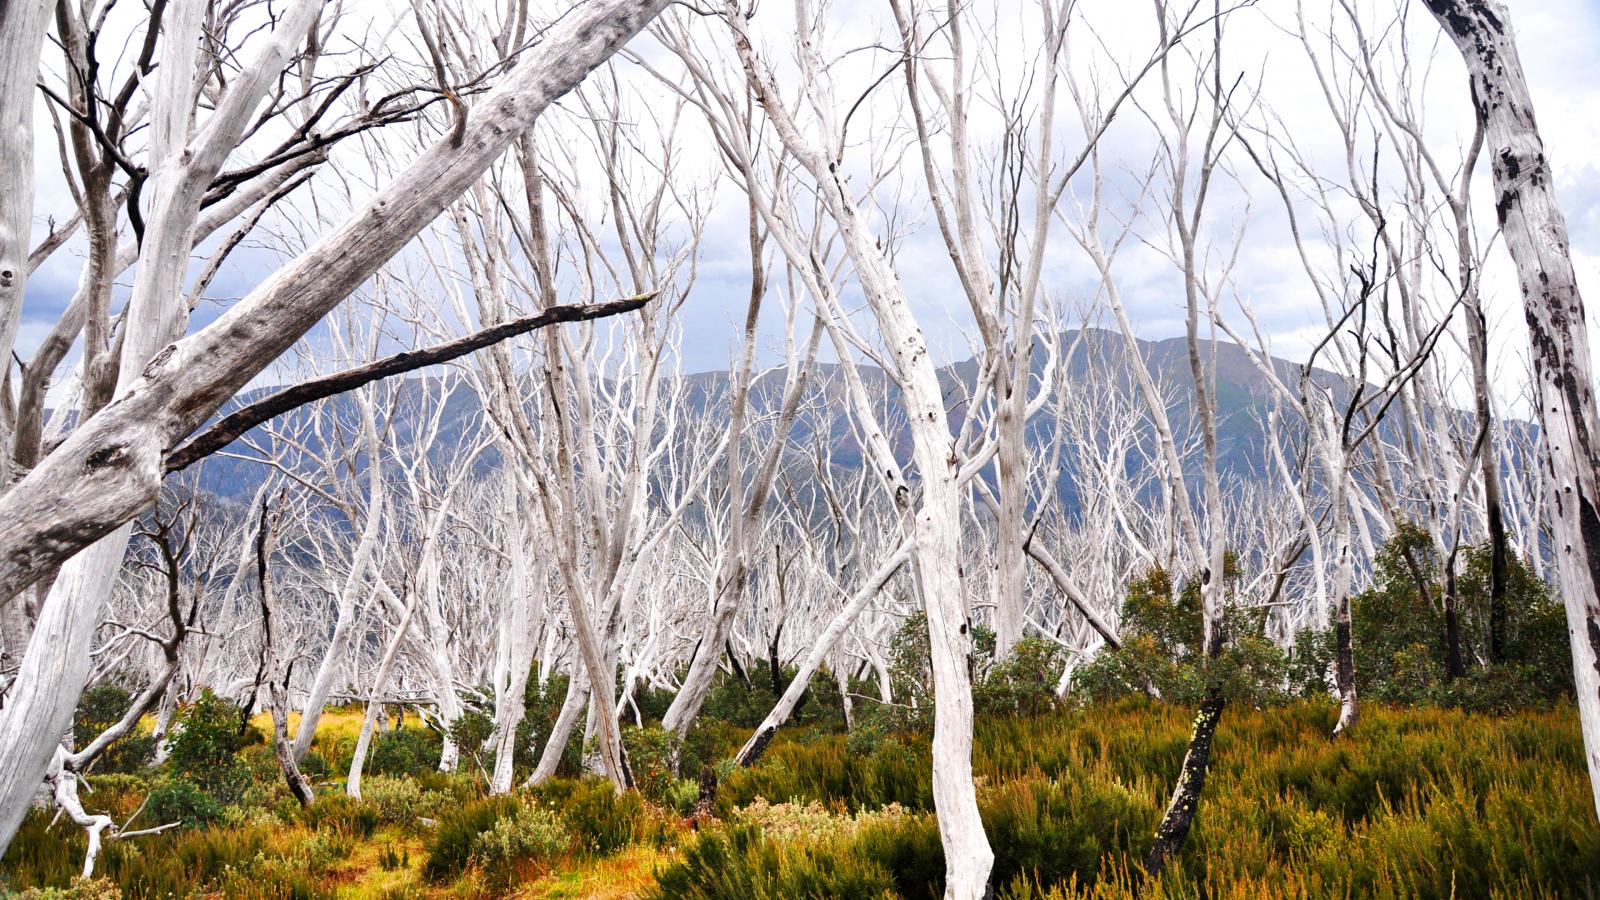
left=1588, top=617, right=1600, bottom=687
left=690, top=764, right=719, bottom=826
left=1143, top=690, right=1226, bottom=884
left=1334, top=616, right=1355, bottom=689
left=1495, top=188, right=1519, bottom=224
left=1579, top=496, right=1600, bottom=605
left=739, top=726, right=776, bottom=768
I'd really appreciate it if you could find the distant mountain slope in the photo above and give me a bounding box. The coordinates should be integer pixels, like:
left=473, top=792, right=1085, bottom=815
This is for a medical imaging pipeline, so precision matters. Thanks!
left=181, top=330, right=1384, bottom=504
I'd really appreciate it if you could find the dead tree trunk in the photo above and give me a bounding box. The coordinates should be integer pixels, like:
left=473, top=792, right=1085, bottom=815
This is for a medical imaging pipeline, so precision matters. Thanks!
left=1143, top=690, right=1225, bottom=882
left=254, top=496, right=313, bottom=808
left=1423, top=0, right=1600, bottom=821
left=0, top=0, right=54, bottom=432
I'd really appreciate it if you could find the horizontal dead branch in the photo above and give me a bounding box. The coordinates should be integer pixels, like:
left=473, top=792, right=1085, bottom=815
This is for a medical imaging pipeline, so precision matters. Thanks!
left=164, top=293, right=656, bottom=472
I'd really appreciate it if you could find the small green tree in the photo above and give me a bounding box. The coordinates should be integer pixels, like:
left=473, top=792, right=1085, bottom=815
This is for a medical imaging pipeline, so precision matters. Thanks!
left=164, top=689, right=256, bottom=803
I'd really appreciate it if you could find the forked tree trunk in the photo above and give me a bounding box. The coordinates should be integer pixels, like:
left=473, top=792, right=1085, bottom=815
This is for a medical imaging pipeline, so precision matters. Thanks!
left=295, top=404, right=385, bottom=761
left=490, top=490, right=537, bottom=794
left=660, top=218, right=764, bottom=734
left=348, top=590, right=419, bottom=801
left=0, top=0, right=324, bottom=853
left=725, top=9, right=995, bottom=893
left=1423, top=0, right=1600, bottom=821
left=255, top=499, right=313, bottom=809
left=0, top=0, right=674, bottom=629
left=526, top=668, right=588, bottom=786
left=0, top=529, right=127, bottom=847
left=270, top=678, right=314, bottom=809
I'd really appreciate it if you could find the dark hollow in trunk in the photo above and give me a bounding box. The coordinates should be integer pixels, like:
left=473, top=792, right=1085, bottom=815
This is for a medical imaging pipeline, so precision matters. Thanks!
left=691, top=763, right=718, bottom=824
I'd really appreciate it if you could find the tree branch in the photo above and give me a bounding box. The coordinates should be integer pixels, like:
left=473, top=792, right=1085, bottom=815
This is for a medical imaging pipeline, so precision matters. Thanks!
left=164, top=293, right=656, bottom=472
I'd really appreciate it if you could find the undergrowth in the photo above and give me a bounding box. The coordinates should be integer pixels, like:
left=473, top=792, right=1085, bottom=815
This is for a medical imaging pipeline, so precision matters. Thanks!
left=662, top=701, right=1600, bottom=899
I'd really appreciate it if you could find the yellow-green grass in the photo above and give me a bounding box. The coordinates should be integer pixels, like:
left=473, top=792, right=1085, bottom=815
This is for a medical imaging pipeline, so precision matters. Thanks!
left=8, top=702, right=1596, bottom=899
left=248, top=704, right=369, bottom=750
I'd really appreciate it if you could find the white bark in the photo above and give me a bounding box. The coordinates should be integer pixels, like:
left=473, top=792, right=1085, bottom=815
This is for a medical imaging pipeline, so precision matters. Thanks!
left=1425, top=0, right=1600, bottom=821
left=294, top=398, right=386, bottom=761
left=0, top=0, right=673, bottom=617
left=724, top=6, right=994, bottom=893
left=348, top=585, right=420, bottom=801
left=0, top=0, right=54, bottom=436
left=0, top=0, right=325, bottom=851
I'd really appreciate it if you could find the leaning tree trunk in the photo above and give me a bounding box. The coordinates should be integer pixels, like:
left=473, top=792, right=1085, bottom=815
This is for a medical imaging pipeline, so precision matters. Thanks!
left=0, top=0, right=217, bottom=847
left=735, top=540, right=911, bottom=767
left=726, top=9, right=996, bottom=894
left=0, top=0, right=674, bottom=632
left=526, top=667, right=588, bottom=786
left=0, top=0, right=325, bottom=854
left=1143, top=688, right=1225, bottom=883
left=255, top=498, right=313, bottom=809
left=660, top=193, right=767, bottom=736
left=1423, top=0, right=1600, bottom=821
left=296, top=412, right=385, bottom=761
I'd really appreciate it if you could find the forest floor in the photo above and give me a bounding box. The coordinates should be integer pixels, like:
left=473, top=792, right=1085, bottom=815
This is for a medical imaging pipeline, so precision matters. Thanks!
left=5, top=700, right=1598, bottom=899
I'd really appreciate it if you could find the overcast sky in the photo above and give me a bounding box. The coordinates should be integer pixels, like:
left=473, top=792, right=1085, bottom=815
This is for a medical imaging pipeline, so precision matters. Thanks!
left=17, top=0, right=1600, bottom=408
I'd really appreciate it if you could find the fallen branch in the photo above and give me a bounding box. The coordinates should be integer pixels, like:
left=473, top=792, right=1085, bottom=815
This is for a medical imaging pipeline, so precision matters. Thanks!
left=46, top=749, right=179, bottom=878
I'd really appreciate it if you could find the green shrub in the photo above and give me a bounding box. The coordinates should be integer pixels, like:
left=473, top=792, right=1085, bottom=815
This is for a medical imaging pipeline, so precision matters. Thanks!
left=515, top=670, right=582, bottom=778
left=650, top=824, right=899, bottom=900
left=717, top=731, right=930, bottom=816
left=680, top=719, right=749, bottom=777
left=980, top=771, right=1155, bottom=891
left=298, top=749, right=330, bottom=781
left=1286, top=627, right=1337, bottom=699
left=13, top=876, right=122, bottom=900
left=664, top=777, right=701, bottom=816
left=1070, top=635, right=1184, bottom=705
left=977, top=638, right=1066, bottom=718
left=629, top=678, right=679, bottom=724
left=360, top=775, right=453, bottom=827
left=559, top=778, right=650, bottom=855
left=163, top=689, right=256, bottom=803
left=424, top=794, right=523, bottom=882
left=366, top=726, right=442, bottom=778
left=1354, top=525, right=1573, bottom=711
left=700, top=662, right=848, bottom=736
left=144, top=776, right=224, bottom=827
left=447, top=708, right=495, bottom=773
left=690, top=701, right=1600, bottom=898
left=377, top=843, right=408, bottom=871
left=1211, top=635, right=1290, bottom=708
left=1068, top=560, right=1289, bottom=709
left=623, top=725, right=681, bottom=805
left=73, top=684, right=155, bottom=775
left=468, top=803, right=570, bottom=887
